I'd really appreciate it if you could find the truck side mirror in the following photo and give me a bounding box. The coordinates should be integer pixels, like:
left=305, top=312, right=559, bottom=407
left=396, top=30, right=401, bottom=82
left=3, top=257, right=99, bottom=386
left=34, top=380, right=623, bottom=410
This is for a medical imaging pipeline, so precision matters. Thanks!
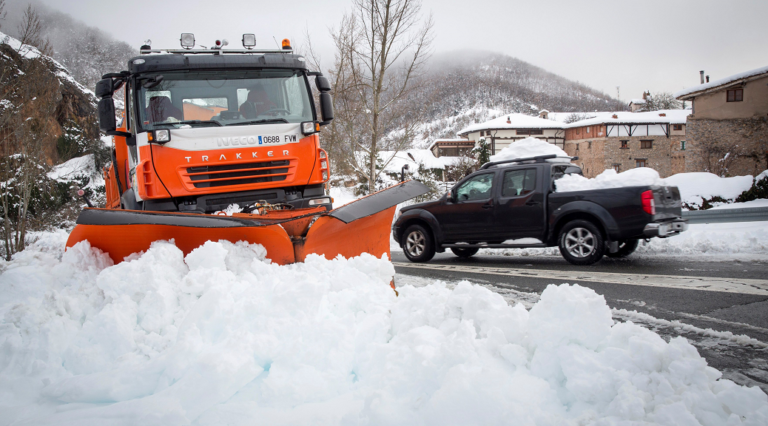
left=98, top=98, right=117, bottom=133
left=95, top=78, right=114, bottom=98
left=446, top=191, right=453, bottom=202
left=315, top=76, right=331, bottom=92
left=319, top=92, right=333, bottom=124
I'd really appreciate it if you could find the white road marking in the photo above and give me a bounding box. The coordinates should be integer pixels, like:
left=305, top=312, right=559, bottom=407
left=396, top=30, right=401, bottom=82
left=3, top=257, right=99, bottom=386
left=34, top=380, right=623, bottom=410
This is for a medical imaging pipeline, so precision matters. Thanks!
left=392, top=262, right=768, bottom=296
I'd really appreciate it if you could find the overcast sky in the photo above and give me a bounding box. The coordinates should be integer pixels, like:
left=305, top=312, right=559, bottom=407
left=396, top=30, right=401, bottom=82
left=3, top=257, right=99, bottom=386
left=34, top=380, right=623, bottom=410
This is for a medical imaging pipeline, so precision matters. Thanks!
left=35, top=0, right=768, bottom=103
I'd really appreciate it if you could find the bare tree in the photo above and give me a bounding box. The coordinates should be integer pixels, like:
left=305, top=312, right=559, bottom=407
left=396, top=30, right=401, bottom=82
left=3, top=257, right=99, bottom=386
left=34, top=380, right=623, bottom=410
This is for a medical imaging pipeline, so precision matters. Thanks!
left=332, top=0, right=433, bottom=192
left=641, top=92, right=682, bottom=111
left=15, top=4, right=52, bottom=56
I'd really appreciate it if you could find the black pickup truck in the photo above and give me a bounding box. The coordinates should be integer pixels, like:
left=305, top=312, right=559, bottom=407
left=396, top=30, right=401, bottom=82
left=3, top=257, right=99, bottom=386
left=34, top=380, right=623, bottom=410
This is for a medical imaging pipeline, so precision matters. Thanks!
left=393, top=155, right=688, bottom=265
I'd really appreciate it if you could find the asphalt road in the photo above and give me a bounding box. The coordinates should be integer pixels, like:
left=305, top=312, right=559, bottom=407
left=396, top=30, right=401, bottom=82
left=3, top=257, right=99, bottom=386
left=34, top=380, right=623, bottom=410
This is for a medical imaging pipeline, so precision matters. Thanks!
left=391, top=250, right=768, bottom=393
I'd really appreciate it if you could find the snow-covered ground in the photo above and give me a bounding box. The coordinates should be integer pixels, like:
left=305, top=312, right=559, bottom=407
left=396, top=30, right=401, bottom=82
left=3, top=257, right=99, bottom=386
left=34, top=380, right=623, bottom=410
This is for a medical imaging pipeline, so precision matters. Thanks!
left=474, top=221, right=768, bottom=262
left=1, top=233, right=767, bottom=425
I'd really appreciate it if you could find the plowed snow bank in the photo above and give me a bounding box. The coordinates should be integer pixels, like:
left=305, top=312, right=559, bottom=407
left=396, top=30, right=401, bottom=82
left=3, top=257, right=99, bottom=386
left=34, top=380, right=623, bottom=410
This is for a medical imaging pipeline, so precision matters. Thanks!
left=1, top=235, right=766, bottom=425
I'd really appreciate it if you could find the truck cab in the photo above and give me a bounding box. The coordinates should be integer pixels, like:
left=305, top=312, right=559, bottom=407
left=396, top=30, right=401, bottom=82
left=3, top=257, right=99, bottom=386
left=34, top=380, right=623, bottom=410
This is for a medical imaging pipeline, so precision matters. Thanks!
left=96, top=37, right=333, bottom=214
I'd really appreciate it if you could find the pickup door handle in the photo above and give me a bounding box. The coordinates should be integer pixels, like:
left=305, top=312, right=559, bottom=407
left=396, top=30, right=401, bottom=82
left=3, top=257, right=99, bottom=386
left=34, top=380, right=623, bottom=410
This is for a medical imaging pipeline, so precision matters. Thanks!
left=525, top=200, right=540, bottom=206
left=482, top=203, right=494, bottom=209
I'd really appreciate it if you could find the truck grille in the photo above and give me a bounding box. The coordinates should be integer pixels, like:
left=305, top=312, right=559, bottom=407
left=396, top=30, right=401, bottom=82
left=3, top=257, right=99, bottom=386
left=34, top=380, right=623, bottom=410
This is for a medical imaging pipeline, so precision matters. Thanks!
left=183, top=160, right=293, bottom=189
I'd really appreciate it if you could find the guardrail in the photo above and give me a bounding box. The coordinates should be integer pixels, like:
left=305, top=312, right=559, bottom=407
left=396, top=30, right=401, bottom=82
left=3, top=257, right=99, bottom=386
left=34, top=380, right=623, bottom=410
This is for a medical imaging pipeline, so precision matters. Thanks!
left=682, top=207, right=768, bottom=224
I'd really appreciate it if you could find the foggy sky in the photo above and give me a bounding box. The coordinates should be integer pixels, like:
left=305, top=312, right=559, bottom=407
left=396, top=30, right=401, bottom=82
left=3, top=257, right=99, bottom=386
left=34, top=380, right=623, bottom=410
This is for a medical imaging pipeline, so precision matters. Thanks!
left=31, top=0, right=768, bottom=104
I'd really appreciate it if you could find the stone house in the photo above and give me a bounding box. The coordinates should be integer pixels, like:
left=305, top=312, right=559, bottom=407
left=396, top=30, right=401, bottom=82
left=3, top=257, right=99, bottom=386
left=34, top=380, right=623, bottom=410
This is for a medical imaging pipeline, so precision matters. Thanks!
left=675, top=66, right=768, bottom=176
left=457, top=113, right=565, bottom=154
left=561, top=110, right=691, bottom=178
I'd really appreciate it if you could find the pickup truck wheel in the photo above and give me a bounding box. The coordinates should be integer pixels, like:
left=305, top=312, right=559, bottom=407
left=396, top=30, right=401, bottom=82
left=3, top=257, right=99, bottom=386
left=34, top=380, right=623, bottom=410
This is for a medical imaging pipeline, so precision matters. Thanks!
left=402, top=224, right=435, bottom=262
left=606, top=239, right=640, bottom=258
left=450, top=247, right=479, bottom=258
left=558, top=220, right=605, bottom=266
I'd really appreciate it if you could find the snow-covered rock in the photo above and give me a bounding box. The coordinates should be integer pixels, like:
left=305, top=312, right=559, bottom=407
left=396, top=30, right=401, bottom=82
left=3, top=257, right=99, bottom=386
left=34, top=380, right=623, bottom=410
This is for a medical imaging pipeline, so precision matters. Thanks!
left=1, top=235, right=766, bottom=424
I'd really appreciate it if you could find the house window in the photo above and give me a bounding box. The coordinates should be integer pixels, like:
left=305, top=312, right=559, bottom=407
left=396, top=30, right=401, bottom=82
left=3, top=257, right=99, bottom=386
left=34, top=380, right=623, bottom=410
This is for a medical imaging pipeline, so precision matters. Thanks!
left=620, top=140, right=629, bottom=149
left=636, top=159, right=647, bottom=168
left=681, top=140, right=686, bottom=150
left=575, top=143, right=580, bottom=151
left=480, top=131, right=485, bottom=136
left=641, top=140, right=653, bottom=149
left=586, top=127, right=590, bottom=133
left=588, top=141, right=592, bottom=149
left=673, top=124, right=683, bottom=131
left=727, top=88, right=743, bottom=102
left=612, top=164, right=621, bottom=172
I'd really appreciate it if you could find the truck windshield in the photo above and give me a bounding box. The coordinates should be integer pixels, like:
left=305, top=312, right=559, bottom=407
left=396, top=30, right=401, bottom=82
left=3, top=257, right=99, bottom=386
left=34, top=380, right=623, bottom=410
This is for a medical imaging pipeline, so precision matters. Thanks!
left=136, top=69, right=313, bottom=130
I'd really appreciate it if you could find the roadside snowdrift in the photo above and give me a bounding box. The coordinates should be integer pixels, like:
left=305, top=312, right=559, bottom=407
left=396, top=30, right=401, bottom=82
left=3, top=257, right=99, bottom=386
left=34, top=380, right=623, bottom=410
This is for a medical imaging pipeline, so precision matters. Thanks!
left=1, top=236, right=767, bottom=425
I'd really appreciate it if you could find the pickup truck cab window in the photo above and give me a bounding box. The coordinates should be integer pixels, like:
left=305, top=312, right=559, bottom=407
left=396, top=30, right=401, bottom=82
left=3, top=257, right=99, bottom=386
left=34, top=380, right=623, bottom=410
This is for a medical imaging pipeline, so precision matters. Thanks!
left=502, top=169, right=536, bottom=197
left=455, top=173, right=494, bottom=201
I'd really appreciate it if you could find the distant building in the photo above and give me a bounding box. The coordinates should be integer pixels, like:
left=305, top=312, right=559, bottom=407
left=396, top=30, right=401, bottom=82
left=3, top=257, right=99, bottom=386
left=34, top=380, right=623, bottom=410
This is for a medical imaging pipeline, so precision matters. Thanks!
left=457, top=113, right=565, bottom=154
left=562, top=110, right=691, bottom=177
left=429, top=139, right=475, bottom=158
left=456, top=108, right=696, bottom=178
left=628, top=91, right=650, bottom=112
left=675, top=66, right=768, bottom=176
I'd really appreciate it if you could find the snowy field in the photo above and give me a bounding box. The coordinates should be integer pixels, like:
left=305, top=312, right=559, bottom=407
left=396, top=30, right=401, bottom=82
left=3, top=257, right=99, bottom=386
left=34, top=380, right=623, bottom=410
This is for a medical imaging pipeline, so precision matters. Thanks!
left=1, top=233, right=768, bottom=425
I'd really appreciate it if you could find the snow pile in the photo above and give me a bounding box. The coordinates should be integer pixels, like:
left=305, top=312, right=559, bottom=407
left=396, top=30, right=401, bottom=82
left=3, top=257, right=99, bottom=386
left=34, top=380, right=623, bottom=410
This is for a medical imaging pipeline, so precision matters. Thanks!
left=2, top=238, right=768, bottom=424
left=490, top=137, right=569, bottom=162
left=665, top=172, right=754, bottom=207
left=637, top=221, right=768, bottom=258
left=556, top=168, right=666, bottom=192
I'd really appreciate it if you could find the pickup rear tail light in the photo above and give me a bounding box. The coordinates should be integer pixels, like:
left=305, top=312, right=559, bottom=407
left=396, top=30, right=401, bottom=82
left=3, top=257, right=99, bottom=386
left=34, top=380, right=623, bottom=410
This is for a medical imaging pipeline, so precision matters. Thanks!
left=641, top=190, right=656, bottom=215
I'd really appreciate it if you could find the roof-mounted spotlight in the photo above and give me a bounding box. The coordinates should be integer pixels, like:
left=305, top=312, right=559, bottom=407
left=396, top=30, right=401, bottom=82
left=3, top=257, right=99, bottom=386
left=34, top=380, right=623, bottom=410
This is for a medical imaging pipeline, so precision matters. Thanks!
left=140, top=39, right=152, bottom=53
left=242, top=34, right=256, bottom=49
left=180, top=33, right=195, bottom=49
left=282, top=38, right=292, bottom=50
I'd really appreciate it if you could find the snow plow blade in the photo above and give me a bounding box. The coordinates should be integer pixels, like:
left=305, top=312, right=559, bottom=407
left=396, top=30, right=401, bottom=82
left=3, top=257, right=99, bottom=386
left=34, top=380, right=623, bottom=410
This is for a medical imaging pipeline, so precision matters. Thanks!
left=66, top=180, right=430, bottom=265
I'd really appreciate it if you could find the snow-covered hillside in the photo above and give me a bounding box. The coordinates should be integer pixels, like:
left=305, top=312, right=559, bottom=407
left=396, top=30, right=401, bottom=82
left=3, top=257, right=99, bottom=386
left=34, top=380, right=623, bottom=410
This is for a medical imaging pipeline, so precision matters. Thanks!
left=1, top=236, right=767, bottom=425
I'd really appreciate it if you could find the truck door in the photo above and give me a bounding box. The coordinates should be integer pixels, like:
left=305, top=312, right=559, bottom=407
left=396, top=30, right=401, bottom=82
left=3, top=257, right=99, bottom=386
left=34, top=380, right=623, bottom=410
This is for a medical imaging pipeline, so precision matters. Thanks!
left=494, top=167, right=545, bottom=240
left=434, top=172, right=496, bottom=242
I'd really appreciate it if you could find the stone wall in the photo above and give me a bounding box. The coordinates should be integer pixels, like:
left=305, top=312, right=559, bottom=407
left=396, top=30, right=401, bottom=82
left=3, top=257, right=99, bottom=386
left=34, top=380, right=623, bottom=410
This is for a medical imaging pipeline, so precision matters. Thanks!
left=564, top=135, right=687, bottom=178
left=685, top=117, right=768, bottom=176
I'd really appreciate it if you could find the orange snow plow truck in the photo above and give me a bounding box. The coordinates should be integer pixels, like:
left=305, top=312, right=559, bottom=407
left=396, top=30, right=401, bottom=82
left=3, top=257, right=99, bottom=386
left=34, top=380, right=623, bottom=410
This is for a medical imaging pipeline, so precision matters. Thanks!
left=67, top=34, right=428, bottom=265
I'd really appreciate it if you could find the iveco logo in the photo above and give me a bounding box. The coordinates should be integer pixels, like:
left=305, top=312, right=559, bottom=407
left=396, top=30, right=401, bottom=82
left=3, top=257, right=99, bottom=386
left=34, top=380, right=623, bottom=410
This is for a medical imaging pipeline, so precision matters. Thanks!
left=216, top=136, right=259, bottom=147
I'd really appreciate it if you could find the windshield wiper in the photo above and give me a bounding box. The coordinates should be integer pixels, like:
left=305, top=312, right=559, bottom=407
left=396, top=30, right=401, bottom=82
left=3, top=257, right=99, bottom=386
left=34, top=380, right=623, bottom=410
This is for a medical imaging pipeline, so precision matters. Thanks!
left=228, top=118, right=289, bottom=126
left=154, top=120, right=222, bottom=127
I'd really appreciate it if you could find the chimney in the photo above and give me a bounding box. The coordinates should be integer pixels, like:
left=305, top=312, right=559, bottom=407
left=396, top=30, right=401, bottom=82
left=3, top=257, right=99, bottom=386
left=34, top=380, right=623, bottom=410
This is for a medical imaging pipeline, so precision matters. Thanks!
left=700, top=70, right=705, bottom=84
left=706, top=75, right=710, bottom=83
left=506, top=116, right=511, bottom=124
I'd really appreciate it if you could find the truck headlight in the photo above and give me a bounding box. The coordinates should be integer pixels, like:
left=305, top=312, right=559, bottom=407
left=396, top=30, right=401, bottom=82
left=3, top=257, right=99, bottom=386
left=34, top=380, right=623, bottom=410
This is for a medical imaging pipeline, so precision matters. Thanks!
left=151, top=129, right=171, bottom=143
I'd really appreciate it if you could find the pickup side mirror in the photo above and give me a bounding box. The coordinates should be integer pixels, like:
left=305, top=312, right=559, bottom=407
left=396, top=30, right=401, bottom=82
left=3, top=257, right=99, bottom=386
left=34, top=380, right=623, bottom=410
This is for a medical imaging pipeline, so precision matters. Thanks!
left=445, top=191, right=453, bottom=202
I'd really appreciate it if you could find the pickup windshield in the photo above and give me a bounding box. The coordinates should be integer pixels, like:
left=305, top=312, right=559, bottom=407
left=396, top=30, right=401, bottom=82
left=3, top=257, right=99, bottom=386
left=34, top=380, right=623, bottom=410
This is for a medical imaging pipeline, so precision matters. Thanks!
left=136, top=69, right=313, bottom=130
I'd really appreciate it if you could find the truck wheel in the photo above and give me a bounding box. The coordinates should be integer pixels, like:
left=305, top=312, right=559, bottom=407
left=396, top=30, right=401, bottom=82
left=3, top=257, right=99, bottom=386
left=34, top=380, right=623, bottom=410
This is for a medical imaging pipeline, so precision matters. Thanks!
left=558, top=220, right=605, bottom=266
left=450, top=247, right=479, bottom=258
left=606, top=239, right=640, bottom=258
left=402, top=224, right=435, bottom=262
